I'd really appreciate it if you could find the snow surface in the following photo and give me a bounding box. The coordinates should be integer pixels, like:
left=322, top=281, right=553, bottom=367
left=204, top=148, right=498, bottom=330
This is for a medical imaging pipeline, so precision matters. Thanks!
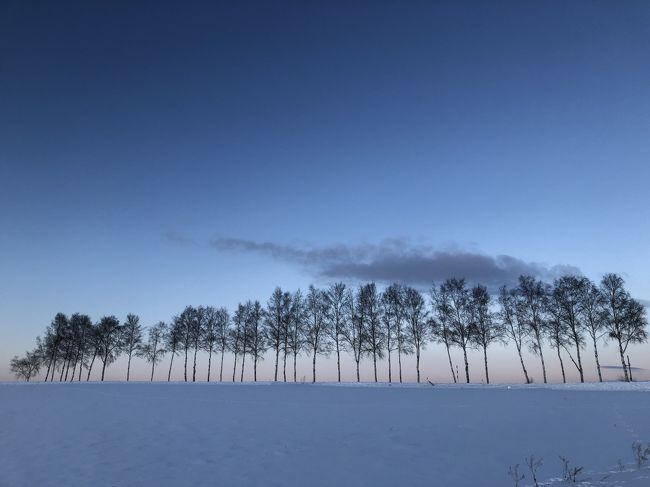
left=2, top=382, right=650, bottom=487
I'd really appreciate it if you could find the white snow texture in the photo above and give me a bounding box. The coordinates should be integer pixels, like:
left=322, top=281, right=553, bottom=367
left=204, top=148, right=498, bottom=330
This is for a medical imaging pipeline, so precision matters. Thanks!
left=2, top=381, right=650, bottom=486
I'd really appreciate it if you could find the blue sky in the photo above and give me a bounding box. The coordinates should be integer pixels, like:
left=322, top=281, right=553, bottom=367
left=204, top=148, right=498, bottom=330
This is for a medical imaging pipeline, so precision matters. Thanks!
left=1, top=1, right=649, bottom=381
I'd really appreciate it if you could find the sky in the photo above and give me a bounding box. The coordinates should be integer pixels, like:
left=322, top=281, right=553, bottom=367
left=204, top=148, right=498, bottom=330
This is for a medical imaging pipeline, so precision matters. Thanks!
left=1, top=1, right=649, bottom=382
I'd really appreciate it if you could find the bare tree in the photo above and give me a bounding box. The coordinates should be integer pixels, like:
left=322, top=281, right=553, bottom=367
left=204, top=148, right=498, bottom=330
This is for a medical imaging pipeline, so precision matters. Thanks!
left=545, top=296, right=568, bottom=383
left=247, top=300, right=266, bottom=382
left=265, top=287, right=290, bottom=381
left=55, top=316, right=76, bottom=382
left=389, top=284, right=412, bottom=383
left=63, top=316, right=81, bottom=381
left=191, top=306, right=206, bottom=382
left=239, top=303, right=252, bottom=383
left=287, top=290, right=306, bottom=382
left=517, top=276, right=549, bottom=384
left=85, top=323, right=102, bottom=381
left=498, top=286, right=530, bottom=384
left=177, top=307, right=194, bottom=382
left=526, top=455, right=542, bottom=487
left=343, top=291, right=368, bottom=382
left=402, top=286, right=428, bottom=383
left=96, top=315, right=123, bottom=381
left=69, top=313, right=92, bottom=381
left=140, top=322, right=167, bottom=381
left=600, top=274, right=648, bottom=382
left=580, top=282, right=607, bottom=382
left=230, top=303, right=245, bottom=382
left=10, top=350, right=41, bottom=381
left=282, top=296, right=291, bottom=383
left=552, top=276, right=589, bottom=383
left=28, top=349, right=43, bottom=380
left=214, top=308, right=230, bottom=382
left=165, top=316, right=183, bottom=382
left=359, top=283, right=384, bottom=382
left=381, top=284, right=405, bottom=383
left=122, top=313, right=143, bottom=382
left=44, top=313, right=68, bottom=382
left=55, top=315, right=77, bottom=382
left=325, top=283, right=350, bottom=382
left=469, top=285, right=502, bottom=384
left=304, top=285, right=331, bottom=383
left=202, top=307, right=220, bottom=382
left=444, top=278, right=474, bottom=384
left=32, top=337, right=47, bottom=380
left=431, top=284, right=457, bottom=383
left=508, top=464, right=525, bottom=487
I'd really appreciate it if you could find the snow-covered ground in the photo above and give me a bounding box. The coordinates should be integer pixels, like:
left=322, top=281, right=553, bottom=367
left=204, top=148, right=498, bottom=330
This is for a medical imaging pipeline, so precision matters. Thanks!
left=2, top=382, right=650, bottom=487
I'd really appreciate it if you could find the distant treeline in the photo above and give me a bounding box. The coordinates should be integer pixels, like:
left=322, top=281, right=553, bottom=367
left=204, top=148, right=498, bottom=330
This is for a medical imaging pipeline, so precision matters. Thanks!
left=10, top=273, right=648, bottom=384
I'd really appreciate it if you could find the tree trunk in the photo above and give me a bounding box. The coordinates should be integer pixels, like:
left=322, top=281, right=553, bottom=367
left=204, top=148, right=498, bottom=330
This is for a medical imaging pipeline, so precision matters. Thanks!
left=69, top=360, right=76, bottom=382
left=445, top=342, right=456, bottom=383
left=72, top=360, right=79, bottom=382
left=45, top=353, right=54, bottom=382
left=150, top=359, right=155, bottom=382
left=127, top=352, right=132, bottom=382
left=575, top=340, right=584, bottom=383
left=373, top=350, right=378, bottom=383
left=293, top=352, right=297, bottom=383
left=592, top=335, right=602, bottom=382
left=356, top=358, right=360, bottom=382
left=183, top=346, right=188, bottom=382
left=557, top=347, right=566, bottom=384
left=416, top=348, right=421, bottom=383
left=274, top=347, right=279, bottom=382
left=254, top=355, right=258, bottom=382
left=77, top=347, right=85, bottom=381
left=283, top=349, right=287, bottom=382
left=59, top=358, right=66, bottom=381
left=312, top=349, right=317, bottom=383
left=618, top=339, right=629, bottom=382
left=398, top=344, right=403, bottom=383
left=336, top=340, right=341, bottom=383
left=192, top=346, right=198, bottom=382
left=64, top=357, right=71, bottom=381
left=483, top=346, right=489, bottom=385
left=232, top=351, right=238, bottom=382
left=387, top=348, right=392, bottom=383
left=50, top=351, right=59, bottom=382
left=515, top=341, right=530, bottom=384
left=86, top=352, right=96, bottom=381
left=219, top=349, right=224, bottom=382
left=101, top=347, right=111, bottom=381
left=535, top=332, right=547, bottom=384
left=167, top=351, right=175, bottom=382
left=627, top=356, right=633, bottom=382
left=240, top=350, right=246, bottom=382
left=462, top=346, right=470, bottom=383
left=207, top=349, right=213, bottom=382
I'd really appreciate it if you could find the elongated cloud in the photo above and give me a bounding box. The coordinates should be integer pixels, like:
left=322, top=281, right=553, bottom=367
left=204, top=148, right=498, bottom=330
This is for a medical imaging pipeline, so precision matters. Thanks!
left=209, top=237, right=581, bottom=288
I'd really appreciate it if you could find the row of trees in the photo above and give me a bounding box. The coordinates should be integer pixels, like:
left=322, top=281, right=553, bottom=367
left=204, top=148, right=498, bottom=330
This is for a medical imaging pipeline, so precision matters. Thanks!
left=10, top=273, right=647, bottom=384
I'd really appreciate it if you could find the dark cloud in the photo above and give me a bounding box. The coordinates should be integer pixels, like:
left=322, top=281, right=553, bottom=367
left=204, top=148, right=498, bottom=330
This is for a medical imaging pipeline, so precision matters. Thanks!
left=209, top=237, right=581, bottom=289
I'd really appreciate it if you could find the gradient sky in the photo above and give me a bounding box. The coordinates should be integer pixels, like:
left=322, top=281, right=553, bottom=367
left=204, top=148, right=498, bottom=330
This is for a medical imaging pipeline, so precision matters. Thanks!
left=2, top=1, right=649, bottom=381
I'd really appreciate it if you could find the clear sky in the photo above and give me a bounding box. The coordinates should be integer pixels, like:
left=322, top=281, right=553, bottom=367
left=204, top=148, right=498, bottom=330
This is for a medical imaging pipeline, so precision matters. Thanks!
left=1, top=1, right=649, bottom=382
